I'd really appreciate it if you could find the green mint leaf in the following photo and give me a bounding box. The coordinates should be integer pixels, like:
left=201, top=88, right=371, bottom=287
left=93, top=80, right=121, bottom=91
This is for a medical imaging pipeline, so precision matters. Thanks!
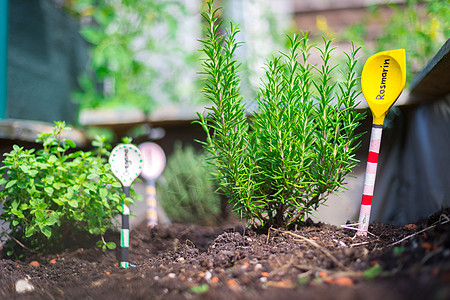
left=5, top=180, right=17, bottom=189
left=363, top=264, right=383, bottom=280
left=106, top=242, right=116, bottom=250
left=40, top=226, right=52, bottom=238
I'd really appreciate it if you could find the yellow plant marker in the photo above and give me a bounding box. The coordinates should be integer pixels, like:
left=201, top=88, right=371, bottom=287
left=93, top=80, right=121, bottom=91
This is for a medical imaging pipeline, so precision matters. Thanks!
left=361, top=49, right=406, bottom=125
left=356, top=49, right=406, bottom=236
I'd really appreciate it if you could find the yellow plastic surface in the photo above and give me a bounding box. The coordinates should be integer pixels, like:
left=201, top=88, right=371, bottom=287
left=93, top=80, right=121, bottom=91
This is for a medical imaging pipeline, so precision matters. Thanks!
left=361, top=49, right=406, bottom=125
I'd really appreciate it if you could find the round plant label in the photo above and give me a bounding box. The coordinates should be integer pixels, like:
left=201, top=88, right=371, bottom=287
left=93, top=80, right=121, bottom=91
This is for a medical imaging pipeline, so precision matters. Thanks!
left=109, top=144, right=144, bottom=186
left=139, top=142, right=166, bottom=180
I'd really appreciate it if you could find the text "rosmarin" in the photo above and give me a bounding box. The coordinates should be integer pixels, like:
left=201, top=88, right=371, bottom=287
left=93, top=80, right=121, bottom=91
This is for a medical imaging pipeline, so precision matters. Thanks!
left=376, top=59, right=390, bottom=100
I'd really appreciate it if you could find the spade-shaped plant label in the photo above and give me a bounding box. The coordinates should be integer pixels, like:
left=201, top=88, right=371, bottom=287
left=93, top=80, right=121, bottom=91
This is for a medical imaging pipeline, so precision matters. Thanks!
left=355, top=48, right=406, bottom=237
left=139, top=142, right=166, bottom=181
left=109, top=144, right=144, bottom=187
left=361, top=49, right=406, bottom=125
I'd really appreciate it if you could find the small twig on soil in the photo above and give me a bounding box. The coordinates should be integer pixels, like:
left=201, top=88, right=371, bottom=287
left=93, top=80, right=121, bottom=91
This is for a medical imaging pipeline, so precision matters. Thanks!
left=340, top=223, right=379, bottom=239
left=294, top=264, right=364, bottom=280
left=386, top=214, right=449, bottom=248
left=270, top=256, right=295, bottom=277
left=350, top=241, right=370, bottom=247
left=295, top=264, right=327, bottom=273
left=270, top=227, right=352, bottom=272
left=297, top=269, right=314, bottom=279
left=1, top=227, right=37, bottom=253
left=421, top=246, right=444, bottom=264
left=185, top=239, right=196, bottom=249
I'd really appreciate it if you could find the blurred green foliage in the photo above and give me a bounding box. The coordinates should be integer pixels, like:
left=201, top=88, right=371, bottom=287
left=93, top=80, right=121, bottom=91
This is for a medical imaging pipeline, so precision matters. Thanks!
left=66, top=0, right=201, bottom=112
left=343, top=0, right=449, bottom=85
left=157, top=143, right=222, bottom=225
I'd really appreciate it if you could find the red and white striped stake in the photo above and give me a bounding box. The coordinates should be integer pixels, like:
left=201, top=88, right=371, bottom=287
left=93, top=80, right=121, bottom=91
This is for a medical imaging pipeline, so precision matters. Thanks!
left=356, top=49, right=406, bottom=236
left=357, top=125, right=382, bottom=234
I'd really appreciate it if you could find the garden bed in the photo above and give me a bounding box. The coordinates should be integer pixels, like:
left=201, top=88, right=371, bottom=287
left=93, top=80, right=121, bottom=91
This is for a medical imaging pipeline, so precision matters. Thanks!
left=1, top=208, right=449, bottom=300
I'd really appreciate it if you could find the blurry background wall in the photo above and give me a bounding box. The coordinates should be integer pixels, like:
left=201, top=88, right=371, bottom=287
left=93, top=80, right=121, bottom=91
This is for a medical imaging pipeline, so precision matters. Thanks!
left=7, top=0, right=88, bottom=123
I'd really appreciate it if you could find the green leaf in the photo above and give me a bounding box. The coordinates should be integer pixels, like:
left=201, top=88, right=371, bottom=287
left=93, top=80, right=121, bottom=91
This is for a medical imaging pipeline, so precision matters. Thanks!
left=99, top=188, right=108, bottom=199
left=19, top=165, right=29, bottom=173
left=57, top=166, right=68, bottom=172
left=363, top=264, right=383, bottom=280
left=37, top=202, right=48, bottom=210
left=190, top=284, right=209, bottom=294
left=80, top=26, right=104, bottom=45
left=87, top=174, right=98, bottom=180
left=44, top=187, right=54, bottom=196
left=106, top=242, right=116, bottom=250
left=5, top=180, right=17, bottom=189
left=393, top=246, right=405, bottom=256
left=25, top=225, right=35, bottom=238
left=48, top=155, right=58, bottom=164
left=17, top=181, right=27, bottom=189
left=66, top=139, right=76, bottom=148
left=35, top=162, right=48, bottom=169
left=47, top=212, right=60, bottom=226
left=40, top=225, right=52, bottom=238
left=91, top=227, right=101, bottom=235
left=54, top=182, right=64, bottom=190
left=29, top=170, right=39, bottom=177
left=111, top=182, right=122, bottom=188
left=53, top=198, right=64, bottom=205
left=35, top=210, right=44, bottom=220
left=68, top=200, right=79, bottom=208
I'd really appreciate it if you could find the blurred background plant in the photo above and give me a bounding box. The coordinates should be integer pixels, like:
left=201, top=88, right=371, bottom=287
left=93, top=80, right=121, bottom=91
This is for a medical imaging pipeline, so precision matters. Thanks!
left=156, top=143, right=223, bottom=225
left=342, top=0, right=449, bottom=86
left=64, top=0, right=203, bottom=113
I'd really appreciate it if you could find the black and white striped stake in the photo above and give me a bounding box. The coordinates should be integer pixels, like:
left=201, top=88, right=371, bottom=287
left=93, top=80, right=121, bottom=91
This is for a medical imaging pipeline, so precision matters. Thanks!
left=109, top=144, right=144, bottom=268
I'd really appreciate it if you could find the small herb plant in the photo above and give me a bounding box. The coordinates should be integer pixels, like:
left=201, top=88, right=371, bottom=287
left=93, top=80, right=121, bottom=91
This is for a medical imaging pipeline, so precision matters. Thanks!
left=157, top=143, right=222, bottom=225
left=0, top=122, right=123, bottom=256
left=197, top=0, right=365, bottom=227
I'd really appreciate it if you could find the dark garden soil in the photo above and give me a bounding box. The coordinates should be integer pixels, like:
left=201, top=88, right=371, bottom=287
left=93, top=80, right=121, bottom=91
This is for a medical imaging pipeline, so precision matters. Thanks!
left=1, top=208, right=449, bottom=300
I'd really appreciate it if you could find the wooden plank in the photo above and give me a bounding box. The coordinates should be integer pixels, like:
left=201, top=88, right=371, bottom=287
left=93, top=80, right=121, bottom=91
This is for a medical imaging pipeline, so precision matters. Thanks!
left=408, top=38, right=450, bottom=104
left=292, top=0, right=404, bottom=13
left=0, top=119, right=87, bottom=146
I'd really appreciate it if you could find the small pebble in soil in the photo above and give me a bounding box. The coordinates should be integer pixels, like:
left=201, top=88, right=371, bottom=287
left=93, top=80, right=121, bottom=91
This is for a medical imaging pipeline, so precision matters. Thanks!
left=29, top=261, right=39, bottom=267
left=15, top=279, right=35, bottom=293
left=204, top=271, right=212, bottom=280
left=255, top=264, right=263, bottom=272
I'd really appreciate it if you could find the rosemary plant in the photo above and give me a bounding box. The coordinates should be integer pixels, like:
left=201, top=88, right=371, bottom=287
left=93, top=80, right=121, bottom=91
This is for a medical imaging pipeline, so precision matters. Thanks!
left=197, top=0, right=364, bottom=227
